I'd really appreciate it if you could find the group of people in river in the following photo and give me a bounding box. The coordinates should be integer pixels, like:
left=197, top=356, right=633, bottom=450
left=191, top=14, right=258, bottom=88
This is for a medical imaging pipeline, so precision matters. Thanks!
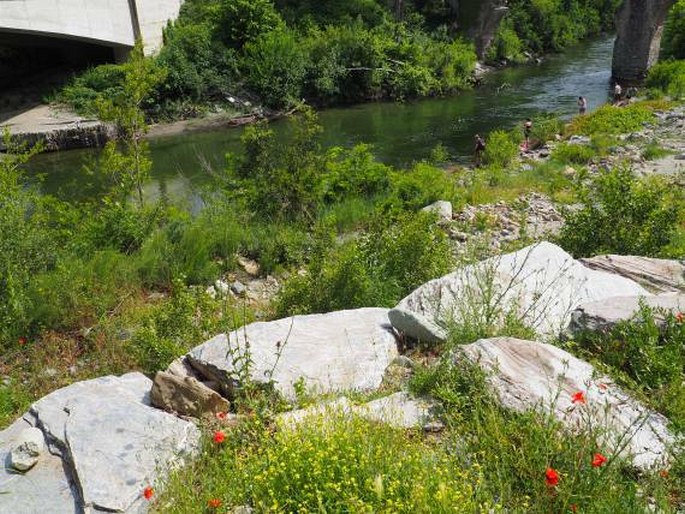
left=473, top=84, right=638, bottom=166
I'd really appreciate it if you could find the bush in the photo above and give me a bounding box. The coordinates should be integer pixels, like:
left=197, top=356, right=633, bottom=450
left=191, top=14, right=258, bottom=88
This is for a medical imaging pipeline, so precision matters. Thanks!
left=566, top=103, right=657, bottom=136
left=484, top=130, right=519, bottom=168
left=384, top=161, right=458, bottom=212
left=551, top=143, right=596, bottom=165
left=557, top=166, right=682, bottom=258
left=242, top=28, right=309, bottom=109
left=56, top=64, right=125, bottom=115
left=276, top=212, right=453, bottom=315
left=214, top=0, right=283, bottom=50
left=662, top=0, right=685, bottom=59
left=646, top=60, right=685, bottom=99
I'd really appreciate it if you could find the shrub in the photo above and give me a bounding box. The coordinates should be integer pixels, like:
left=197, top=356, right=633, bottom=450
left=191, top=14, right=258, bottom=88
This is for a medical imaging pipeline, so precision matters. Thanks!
left=214, top=0, right=283, bottom=50
left=484, top=130, right=519, bottom=168
left=662, top=0, right=685, bottom=59
left=557, top=166, right=682, bottom=258
left=384, top=161, right=458, bottom=212
left=566, top=103, right=657, bottom=136
left=551, top=143, right=596, bottom=165
left=276, top=212, right=453, bottom=315
left=56, top=64, right=125, bottom=115
left=242, top=28, right=309, bottom=109
left=646, top=60, right=685, bottom=99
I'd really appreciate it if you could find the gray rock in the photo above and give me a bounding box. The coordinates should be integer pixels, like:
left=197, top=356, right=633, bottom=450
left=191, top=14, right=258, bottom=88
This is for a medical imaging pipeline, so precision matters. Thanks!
left=388, top=307, right=447, bottom=345
left=579, top=254, right=685, bottom=294
left=187, top=308, right=398, bottom=400
left=231, top=280, right=247, bottom=297
left=569, top=294, right=685, bottom=334
left=277, top=398, right=352, bottom=428
left=396, top=242, right=649, bottom=339
left=421, top=200, right=453, bottom=223
left=460, top=337, right=675, bottom=469
left=355, top=392, right=436, bottom=429
left=277, top=393, right=435, bottom=430
left=9, top=427, right=44, bottom=472
left=150, top=370, right=230, bottom=419
left=0, top=418, right=79, bottom=514
left=18, top=372, right=200, bottom=513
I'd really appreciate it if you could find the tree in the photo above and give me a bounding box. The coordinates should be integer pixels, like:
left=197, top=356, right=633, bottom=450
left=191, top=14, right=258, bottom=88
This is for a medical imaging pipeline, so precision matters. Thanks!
left=96, top=41, right=166, bottom=207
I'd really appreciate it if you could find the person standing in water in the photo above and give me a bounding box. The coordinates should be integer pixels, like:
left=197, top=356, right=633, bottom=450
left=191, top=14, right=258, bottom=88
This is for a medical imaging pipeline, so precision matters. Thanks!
left=577, top=96, right=587, bottom=115
left=474, top=134, right=486, bottom=167
left=523, top=118, right=533, bottom=150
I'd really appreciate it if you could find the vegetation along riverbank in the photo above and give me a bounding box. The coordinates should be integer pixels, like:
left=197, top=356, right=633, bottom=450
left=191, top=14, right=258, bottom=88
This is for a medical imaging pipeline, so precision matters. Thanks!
left=2, top=22, right=685, bottom=507
left=2, top=1, right=685, bottom=512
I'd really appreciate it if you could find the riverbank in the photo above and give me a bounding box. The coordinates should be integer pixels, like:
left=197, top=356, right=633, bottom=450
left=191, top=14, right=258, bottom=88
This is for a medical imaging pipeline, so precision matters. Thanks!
left=1, top=98, right=684, bottom=512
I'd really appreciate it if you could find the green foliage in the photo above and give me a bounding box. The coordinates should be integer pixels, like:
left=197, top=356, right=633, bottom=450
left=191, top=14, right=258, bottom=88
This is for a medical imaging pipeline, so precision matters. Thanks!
left=242, top=29, right=308, bottom=108
left=484, top=129, right=519, bottom=168
left=573, top=304, right=685, bottom=431
left=276, top=212, right=453, bottom=315
left=486, top=19, right=526, bottom=63
left=156, top=20, right=238, bottom=108
left=129, top=278, right=219, bottom=373
left=96, top=42, right=166, bottom=206
left=55, top=64, right=125, bottom=115
left=567, top=103, right=658, bottom=136
left=225, top=107, right=324, bottom=221
left=662, top=0, right=685, bottom=59
left=495, top=0, right=620, bottom=59
left=0, top=132, right=56, bottom=343
left=161, top=412, right=489, bottom=512
left=557, top=166, right=683, bottom=258
left=384, top=161, right=458, bottom=212
left=646, top=60, right=685, bottom=100
left=551, top=142, right=596, bottom=165
left=642, top=142, right=673, bottom=161
left=410, top=357, right=673, bottom=513
left=215, top=0, right=283, bottom=49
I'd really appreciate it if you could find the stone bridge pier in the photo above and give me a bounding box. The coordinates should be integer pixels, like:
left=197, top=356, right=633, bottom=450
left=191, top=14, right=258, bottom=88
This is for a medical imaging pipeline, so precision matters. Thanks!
left=612, top=0, right=676, bottom=83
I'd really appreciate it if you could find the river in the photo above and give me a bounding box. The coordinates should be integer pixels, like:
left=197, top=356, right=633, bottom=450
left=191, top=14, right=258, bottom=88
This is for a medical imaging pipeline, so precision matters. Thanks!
left=29, top=36, right=615, bottom=203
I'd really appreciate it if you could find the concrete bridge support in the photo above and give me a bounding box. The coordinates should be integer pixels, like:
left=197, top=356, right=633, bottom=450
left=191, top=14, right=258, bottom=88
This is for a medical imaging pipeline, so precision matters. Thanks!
left=612, top=0, right=676, bottom=83
left=0, top=0, right=183, bottom=56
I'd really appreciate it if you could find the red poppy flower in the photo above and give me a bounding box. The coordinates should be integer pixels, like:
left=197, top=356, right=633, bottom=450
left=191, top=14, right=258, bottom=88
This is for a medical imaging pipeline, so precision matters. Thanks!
left=208, top=498, right=222, bottom=508
left=213, top=430, right=225, bottom=444
left=659, top=469, right=669, bottom=478
left=143, top=486, right=154, bottom=500
left=571, top=391, right=586, bottom=404
left=215, top=411, right=227, bottom=421
left=570, top=504, right=578, bottom=513
left=545, top=467, right=560, bottom=487
left=18, top=337, right=27, bottom=345
left=676, top=312, right=684, bottom=323
left=592, top=453, right=607, bottom=468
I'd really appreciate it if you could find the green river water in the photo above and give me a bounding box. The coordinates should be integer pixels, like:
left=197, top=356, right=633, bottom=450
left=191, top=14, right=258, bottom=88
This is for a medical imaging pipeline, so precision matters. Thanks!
left=29, top=36, right=615, bottom=203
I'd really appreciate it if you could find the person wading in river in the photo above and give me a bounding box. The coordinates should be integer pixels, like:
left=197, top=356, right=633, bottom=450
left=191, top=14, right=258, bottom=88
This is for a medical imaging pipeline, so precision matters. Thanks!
left=474, top=134, right=486, bottom=167
left=577, top=96, right=587, bottom=115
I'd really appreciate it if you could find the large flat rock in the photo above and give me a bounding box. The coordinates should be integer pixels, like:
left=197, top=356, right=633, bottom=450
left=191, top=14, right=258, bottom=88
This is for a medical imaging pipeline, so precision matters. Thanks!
left=188, top=308, right=398, bottom=400
left=3, top=372, right=200, bottom=514
left=580, top=254, right=685, bottom=294
left=569, top=294, right=685, bottom=334
left=395, top=242, right=649, bottom=338
left=460, top=337, right=675, bottom=469
left=0, top=418, right=79, bottom=514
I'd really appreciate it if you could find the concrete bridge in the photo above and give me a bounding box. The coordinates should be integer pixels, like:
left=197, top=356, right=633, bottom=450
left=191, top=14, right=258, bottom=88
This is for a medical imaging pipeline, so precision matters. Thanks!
left=0, top=0, right=183, bottom=57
